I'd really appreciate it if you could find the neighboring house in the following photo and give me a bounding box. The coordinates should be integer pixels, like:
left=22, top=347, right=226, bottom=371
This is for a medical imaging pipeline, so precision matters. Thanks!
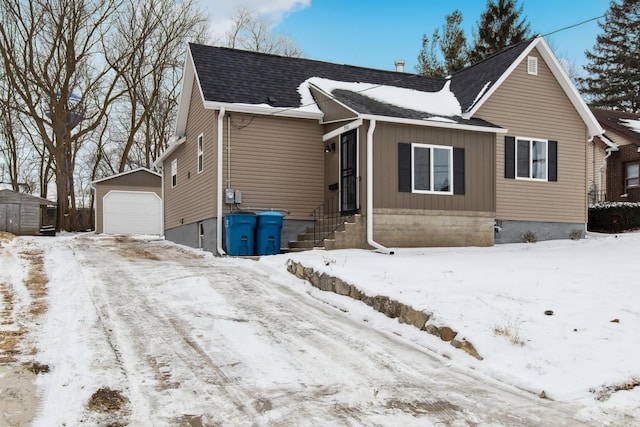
left=0, top=189, right=57, bottom=235
left=588, top=107, right=640, bottom=203
left=155, top=36, right=602, bottom=254
left=92, top=168, right=163, bottom=235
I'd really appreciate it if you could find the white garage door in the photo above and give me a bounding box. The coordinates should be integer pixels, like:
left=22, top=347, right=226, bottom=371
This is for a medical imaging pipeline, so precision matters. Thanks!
left=103, top=191, right=162, bottom=235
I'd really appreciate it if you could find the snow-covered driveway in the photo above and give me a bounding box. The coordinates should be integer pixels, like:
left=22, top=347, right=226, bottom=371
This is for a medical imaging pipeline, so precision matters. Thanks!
left=30, top=235, right=596, bottom=425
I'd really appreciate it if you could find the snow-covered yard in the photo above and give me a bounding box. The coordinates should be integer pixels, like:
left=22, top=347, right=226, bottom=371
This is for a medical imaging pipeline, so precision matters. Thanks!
left=0, top=231, right=639, bottom=425
left=262, top=232, right=640, bottom=411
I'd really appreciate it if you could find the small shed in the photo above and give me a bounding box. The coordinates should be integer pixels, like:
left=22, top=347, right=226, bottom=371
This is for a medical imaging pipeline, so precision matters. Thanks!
left=0, top=189, right=57, bottom=235
left=93, top=168, right=162, bottom=235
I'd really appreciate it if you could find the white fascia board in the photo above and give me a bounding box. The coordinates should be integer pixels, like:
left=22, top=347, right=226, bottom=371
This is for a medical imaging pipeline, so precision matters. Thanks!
left=202, top=101, right=323, bottom=120
left=174, top=48, right=197, bottom=137
left=323, top=118, right=363, bottom=142
left=360, top=114, right=507, bottom=134
left=308, top=83, right=359, bottom=122
left=462, top=41, right=537, bottom=120
left=599, top=133, right=619, bottom=150
left=534, top=38, right=604, bottom=139
left=92, top=167, right=161, bottom=185
left=153, top=136, right=186, bottom=167
left=463, top=37, right=604, bottom=139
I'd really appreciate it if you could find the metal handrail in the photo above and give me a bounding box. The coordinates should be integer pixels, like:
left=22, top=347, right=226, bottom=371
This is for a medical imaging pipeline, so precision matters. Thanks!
left=310, top=192, right=355, bottom=246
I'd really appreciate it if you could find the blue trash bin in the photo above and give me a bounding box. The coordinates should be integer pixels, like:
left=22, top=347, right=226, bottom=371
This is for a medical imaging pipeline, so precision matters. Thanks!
left=255, top=212, right=284, bottom=255
left=224, top=212, right=257, bottom=256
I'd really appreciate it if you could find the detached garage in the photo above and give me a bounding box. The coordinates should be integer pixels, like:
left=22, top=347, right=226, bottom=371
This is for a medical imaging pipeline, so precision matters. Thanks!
left=93, top=168, right=162, bottom=235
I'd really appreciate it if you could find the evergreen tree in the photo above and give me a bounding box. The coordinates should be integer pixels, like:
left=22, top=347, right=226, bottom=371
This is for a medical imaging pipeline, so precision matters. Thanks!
left=416, top=10, right=468, bottom=77
left=579, top=0, right=640, bottom=112
left=469, top=0, right=531, bottom=63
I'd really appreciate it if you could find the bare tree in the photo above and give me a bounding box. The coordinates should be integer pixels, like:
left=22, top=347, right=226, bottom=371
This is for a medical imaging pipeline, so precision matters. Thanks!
left=224, top=6, right=302, bottom=57
left=106, top=0, right=208, bottom=173
left=0, top=0, right=128, bottom=230
left=0, top=0, right=209, bottom=230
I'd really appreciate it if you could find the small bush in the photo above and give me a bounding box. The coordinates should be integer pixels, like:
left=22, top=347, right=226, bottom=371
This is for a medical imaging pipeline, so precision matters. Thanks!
left=522, top=230, right=537, bottom=243
left=569, top=229, right=583, bottom=240
left=588, top=202, right=640, bottom=233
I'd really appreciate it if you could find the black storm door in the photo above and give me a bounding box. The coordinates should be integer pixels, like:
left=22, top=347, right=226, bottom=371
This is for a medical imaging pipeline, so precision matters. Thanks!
left=340, top=130, right=357, bottom=214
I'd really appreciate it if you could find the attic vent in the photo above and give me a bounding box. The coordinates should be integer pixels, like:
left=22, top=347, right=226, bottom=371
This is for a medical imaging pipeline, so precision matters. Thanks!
left=527, top=56, right=538, bottom=75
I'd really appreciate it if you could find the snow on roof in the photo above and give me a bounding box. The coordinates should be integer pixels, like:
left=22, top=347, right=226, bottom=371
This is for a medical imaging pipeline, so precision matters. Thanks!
left=301, top=77, right=462, bottom=117
left=599, top=133, right=619, bottom=150
left=620, top=118, right=640, bottom=134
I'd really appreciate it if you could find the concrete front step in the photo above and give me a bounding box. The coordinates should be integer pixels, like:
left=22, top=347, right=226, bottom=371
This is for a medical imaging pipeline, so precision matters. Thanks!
left=288, top=240, right=316, bottom=249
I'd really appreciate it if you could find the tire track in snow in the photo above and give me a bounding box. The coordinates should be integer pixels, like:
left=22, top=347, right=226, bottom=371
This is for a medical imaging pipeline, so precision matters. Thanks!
left=68, top=235, right=597, bottom=426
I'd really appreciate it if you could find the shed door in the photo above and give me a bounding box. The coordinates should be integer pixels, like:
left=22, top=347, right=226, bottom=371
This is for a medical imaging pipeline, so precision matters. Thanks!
left=0, top=203, right=20, bottom=234
left=103, top=191, right=162, bottom=235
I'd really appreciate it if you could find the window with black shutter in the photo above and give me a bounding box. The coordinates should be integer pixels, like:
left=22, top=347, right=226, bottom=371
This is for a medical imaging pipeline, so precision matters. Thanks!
left=398, top=142, right=465, bottom=195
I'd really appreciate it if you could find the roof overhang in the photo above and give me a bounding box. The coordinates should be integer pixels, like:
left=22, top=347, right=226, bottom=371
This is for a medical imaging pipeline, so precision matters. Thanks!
left=201, top=101, right=323, bottom=120
left=360, top=114, right=507, bottom=134
left=153, top=136, right=186, bottom=167
left=91, top=167, right=162, bottom=185
left=463, top=37, right=604, bottom=139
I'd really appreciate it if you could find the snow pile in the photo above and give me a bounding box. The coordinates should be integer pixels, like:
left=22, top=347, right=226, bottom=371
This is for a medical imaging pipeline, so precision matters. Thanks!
left=299, top=77, right=462, bottom=117
left=620, top=118, right=640, bottom=134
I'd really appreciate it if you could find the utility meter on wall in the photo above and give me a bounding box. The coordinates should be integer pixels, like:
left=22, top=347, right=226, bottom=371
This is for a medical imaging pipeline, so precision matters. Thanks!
left=225, top=189, right=242, bottom=204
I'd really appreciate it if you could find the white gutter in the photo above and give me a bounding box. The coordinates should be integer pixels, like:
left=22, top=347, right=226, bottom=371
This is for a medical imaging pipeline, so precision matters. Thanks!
left=216, top=107, right=226, bottom=256
left=322, top=118, right=363, bottom=142
left=366, top=119, right=394, bottom=255
left=359, top=114, right=506, bottom=134
left=203, top=101, right=323, bottom=120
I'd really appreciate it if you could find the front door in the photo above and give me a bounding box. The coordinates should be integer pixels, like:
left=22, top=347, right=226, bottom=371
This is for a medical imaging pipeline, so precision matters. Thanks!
left=340, top=130, right=357, bottom=214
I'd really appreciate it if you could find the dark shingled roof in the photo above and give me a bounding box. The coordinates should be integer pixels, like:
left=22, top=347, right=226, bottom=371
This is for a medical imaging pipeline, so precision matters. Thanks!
left=590, top=107, right=640, bottom=145
left=189, top=38, right=536, bottom=121
left=450, top=38, right=536, bottom=113
left=331, top=89, right=502, bottom=129
left=189, top=43, right=445, bottom=108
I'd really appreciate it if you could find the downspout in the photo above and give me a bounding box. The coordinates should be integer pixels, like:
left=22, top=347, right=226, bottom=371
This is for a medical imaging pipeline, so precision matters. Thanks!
left=216, top=107, right=226, bottom=255
left=599, top=147, right=613, bottom=202
left=366, top=119, right=394, bottom=255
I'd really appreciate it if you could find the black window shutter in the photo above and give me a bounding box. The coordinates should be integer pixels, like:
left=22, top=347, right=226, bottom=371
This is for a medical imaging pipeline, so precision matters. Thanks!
left=505, top=136, right=515, bottom=179
left=548, top=140, right=558, bottom=182
left=453, top=147, right=465, bottom=195
left=398, top=143, right=411, bottom=192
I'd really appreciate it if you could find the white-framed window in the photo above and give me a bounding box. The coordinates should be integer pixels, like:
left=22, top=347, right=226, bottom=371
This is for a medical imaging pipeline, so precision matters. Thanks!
left=171, top=159, right=177, bottom=188
left=516, top=137, right=548, bottom=180
left=197, top=134, right=203, bottom=173
left=625, top=162, right=639, bottom=190
left=411, top=143, right=453, bottom=194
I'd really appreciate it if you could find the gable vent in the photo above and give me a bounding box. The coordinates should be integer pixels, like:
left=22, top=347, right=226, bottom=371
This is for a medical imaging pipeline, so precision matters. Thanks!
left=527, top=56, right=538, bottom=75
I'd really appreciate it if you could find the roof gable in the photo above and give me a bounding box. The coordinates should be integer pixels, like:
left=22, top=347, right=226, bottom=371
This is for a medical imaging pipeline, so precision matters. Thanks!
left=452, top=37, right=602, bottom=138
left=92, top=167, right=161, bottom=185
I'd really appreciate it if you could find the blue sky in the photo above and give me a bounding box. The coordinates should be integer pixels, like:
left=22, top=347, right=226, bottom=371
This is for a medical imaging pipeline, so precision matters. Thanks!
left=205, top=0, right=612, bottom=75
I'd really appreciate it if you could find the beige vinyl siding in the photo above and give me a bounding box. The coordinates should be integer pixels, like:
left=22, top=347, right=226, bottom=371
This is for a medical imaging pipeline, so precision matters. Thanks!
left=476, top=48, right=588, bottom=223
left=164, top=80, right=217, bottom=229
left=368, top=121, right=495, bottom=214
left=223, top=113, right=324, bottom=220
